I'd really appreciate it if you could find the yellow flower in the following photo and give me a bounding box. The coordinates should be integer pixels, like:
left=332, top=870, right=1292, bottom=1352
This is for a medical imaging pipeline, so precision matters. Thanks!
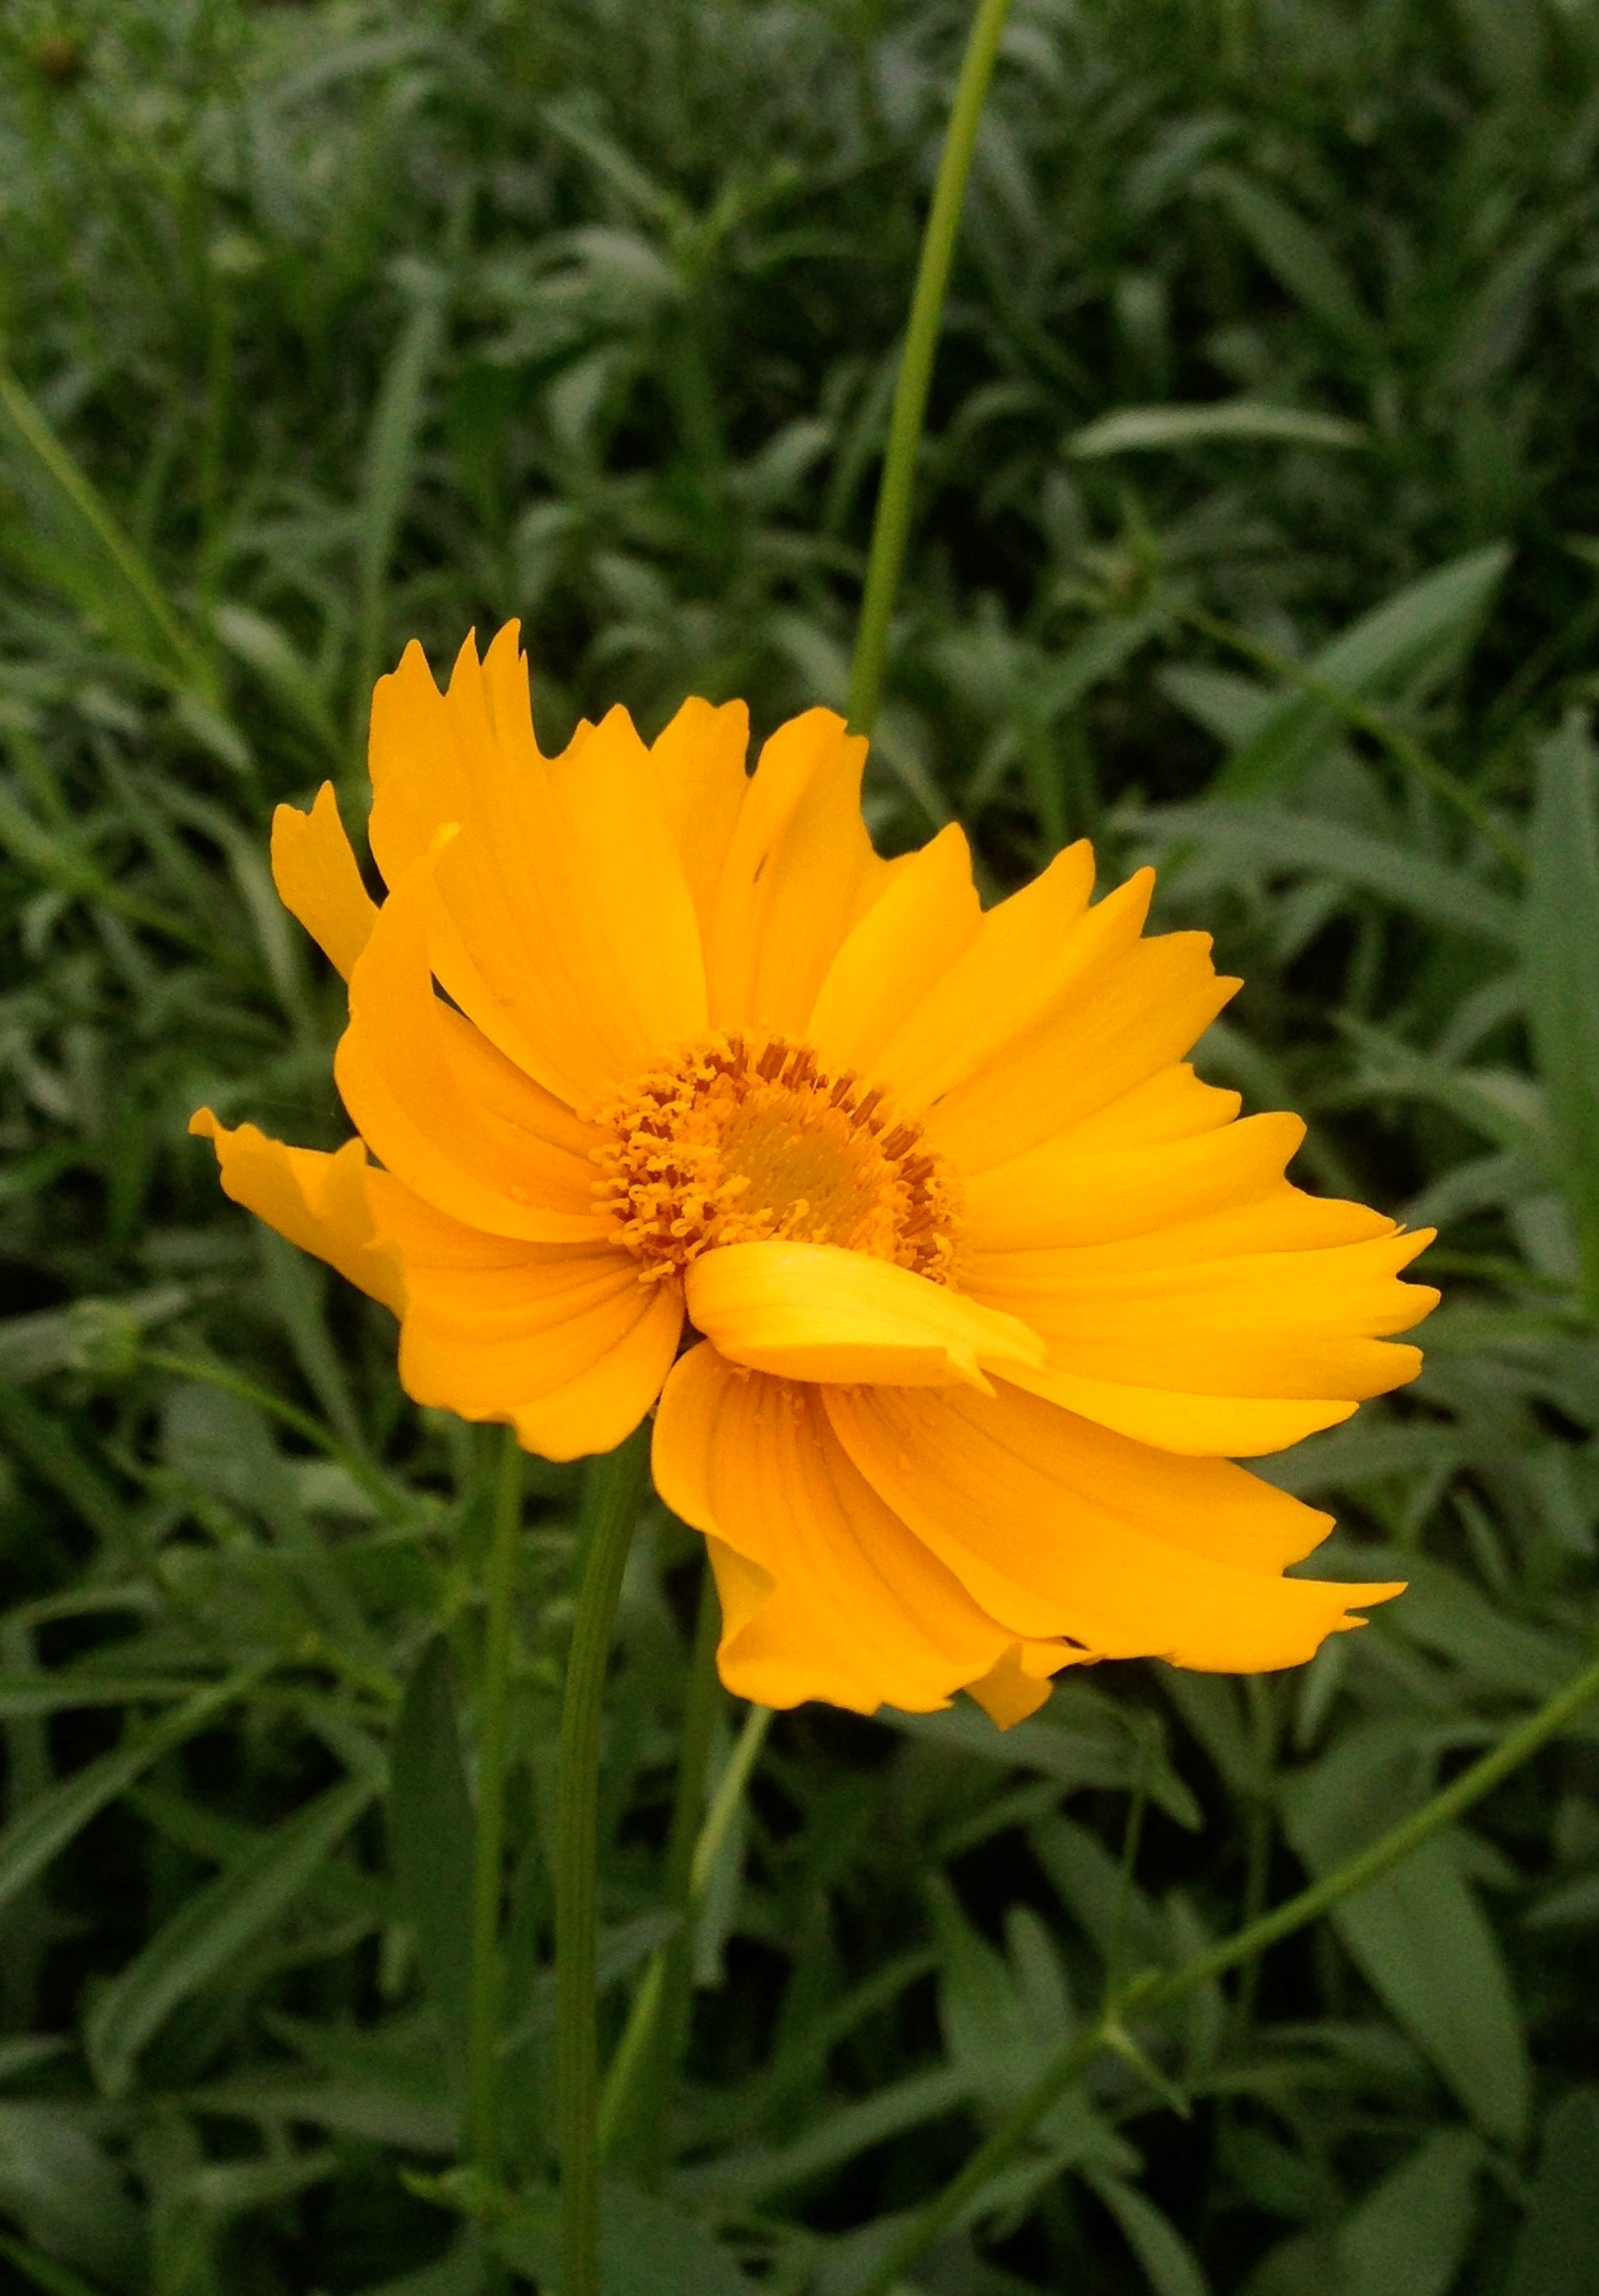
left=193, top=625, right=1435, bottom=1726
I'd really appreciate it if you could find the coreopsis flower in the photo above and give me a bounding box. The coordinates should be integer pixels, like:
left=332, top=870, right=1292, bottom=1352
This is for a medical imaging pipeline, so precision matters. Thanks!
left=193, top=626, right=1434, bottom=1725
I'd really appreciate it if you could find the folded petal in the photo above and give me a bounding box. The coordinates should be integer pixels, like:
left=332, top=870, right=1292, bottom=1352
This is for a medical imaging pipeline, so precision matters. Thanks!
left=190, top=1110, right=405, bottom=1313
left=395, top=1223, right=682, bottom=1461
left=685, top=1241, right=1044, bottom=1391
left=653, top=1344, right=1073, bottom=1713
left=705, top=709, right=890, bottom=1036
left=270, top=784, right=377, bottom=981
left=369, top=626, right=706, bottom=1106
left=334, top=841, right=608, bottom=1241
left=826, top=1380, right=1403, bottom=1671
left=805, top=823, right=982, bottom=1077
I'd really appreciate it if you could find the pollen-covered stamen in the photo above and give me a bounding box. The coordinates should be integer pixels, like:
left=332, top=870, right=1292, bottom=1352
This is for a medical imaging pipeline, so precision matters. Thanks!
left=593, top=1032, right=961, bottom=1284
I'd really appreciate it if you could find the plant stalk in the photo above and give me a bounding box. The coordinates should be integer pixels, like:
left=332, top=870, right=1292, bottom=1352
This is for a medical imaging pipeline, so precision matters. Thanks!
left=846, top=0, right=1013, bottom=736
left=602, top=1561, right=724, bottom=2181
left=557, top=1424, right=654, bottom=2296
left=467, top=1427, right=523, bottom=2189
left=851, top=1647, right=1599, bottom=2296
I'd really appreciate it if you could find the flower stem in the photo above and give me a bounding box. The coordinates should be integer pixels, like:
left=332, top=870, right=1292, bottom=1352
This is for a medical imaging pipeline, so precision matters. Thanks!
left=467, top=1427, right=523, bottom=2189
left=600, top=1560, right=724, bottom=2181
left=846, top=0, right=1013, bottom=737
left=557, top=1424, right=653, bottom=2296
left=850, top=1647, right=1599, bottom=2296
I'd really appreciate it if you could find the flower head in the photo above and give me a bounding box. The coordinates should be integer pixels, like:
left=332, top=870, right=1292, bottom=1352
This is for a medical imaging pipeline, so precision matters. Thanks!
left=193, top=625, right=1435, bottom=1725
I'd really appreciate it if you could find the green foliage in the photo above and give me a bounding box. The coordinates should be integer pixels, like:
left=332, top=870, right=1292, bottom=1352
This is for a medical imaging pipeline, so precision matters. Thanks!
left=1, top=0, right=1598, bottom=2290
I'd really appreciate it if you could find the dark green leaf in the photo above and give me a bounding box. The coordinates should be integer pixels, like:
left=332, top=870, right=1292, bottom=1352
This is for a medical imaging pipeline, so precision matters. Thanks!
left=388, top=1638, right=476, bottom=2092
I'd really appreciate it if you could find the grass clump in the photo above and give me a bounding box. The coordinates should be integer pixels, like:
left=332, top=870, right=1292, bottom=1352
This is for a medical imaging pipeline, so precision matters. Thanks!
left=1, top=2, right=1599, bottom=2292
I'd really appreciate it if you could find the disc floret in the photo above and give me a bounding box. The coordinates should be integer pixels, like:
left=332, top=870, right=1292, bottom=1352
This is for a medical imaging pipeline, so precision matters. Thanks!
left=593, top=1032, right=960, bottom=1284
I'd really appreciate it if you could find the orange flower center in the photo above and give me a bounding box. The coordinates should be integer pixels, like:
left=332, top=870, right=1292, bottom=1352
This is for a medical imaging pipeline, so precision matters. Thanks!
left=593, top=1033, right=960, bottom=1284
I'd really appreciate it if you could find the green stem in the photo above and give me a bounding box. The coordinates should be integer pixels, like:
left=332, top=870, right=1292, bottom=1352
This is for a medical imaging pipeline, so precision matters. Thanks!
left=845, top=0, right=1013, bottom=736
left=603, top=1562, right=724, bottom=2181
left=558, top=1425, right=654, bottom=2296
left=851, top=1648, right=1599, bottom=2296
left=467, top=1428, right=523, bottom=2190
left=598, top=1695, right=773, bottom=2170
left=141, top=1350, right=408, bottom=1524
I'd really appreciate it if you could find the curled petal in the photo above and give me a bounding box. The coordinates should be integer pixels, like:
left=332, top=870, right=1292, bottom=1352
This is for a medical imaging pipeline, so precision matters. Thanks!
left=684, top=1241, right=1045, bottom=1392
left=270, top=784, right=377, bottom=981
left=190, top=1111, right=404, bottom=1313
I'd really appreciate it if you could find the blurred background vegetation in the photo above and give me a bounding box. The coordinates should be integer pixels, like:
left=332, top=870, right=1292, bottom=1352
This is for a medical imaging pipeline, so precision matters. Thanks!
left=3, top=0, right=1599, bottom=2290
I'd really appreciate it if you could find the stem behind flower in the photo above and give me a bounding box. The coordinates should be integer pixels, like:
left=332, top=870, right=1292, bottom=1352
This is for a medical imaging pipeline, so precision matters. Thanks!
left=557, top=1424, right=654, bottom=2296
left=845, top=0, right=1014, bottom=739
left=467, top=1427, right=523, bottom=2193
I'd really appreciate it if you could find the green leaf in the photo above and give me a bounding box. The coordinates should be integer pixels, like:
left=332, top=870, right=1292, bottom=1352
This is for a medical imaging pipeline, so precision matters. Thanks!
left=0, top=2106, right=144, bottom=2286
left=0, top=2228, right=111, bottom=2296
left=85, top=1774, right=374, bottom=2097
left=1070, top=400, right=1363, bottom=457
left=1527, top=718, right=1599, bottom=1315
left=1337, top=2128, right=1481, bottom=2296
left=356, top=281, right=448, bottom=708
left=388, top=1638, right=476, bottom=2092
left=1134, top=804, right=1521, bottom=949
left=1087, top=2173, right=1210, bottom=2296
left=1213, top=545, right=1510, bottom=799
left=497, top=2182, right=752, bottom=2294
left=1506, top=2088, right=1599, bottom=2296
left=884, top=1683, right=1201, bottom=1828
left=1204, top=167, right=1375, bottom=346
left=1283, top=1732, right=1531, bottom=2146
left=0, top=1672, right=260, bottom=1922
left=0, top=363, right=213, bottom=700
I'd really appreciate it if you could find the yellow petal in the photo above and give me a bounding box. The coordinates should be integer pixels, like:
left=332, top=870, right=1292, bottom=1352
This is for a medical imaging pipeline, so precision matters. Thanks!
left=964, top=1111, right=1385, bottom=1252
left=684, top=1241, right=1045, bottom=1391
left=964, top=1644, right=1062, bottom=1727
left=970, top=1226, right=1436, bottom=1404
left=334, top=841, right=608, bottom=1242
left=367, top=621, right=540, bottom=881
left=1058, top=1062, right=1241, bottom=1151
left=805, top=823, right=982, bottom=1077
left=653, top=1344, right=1071, bottom=1713
left=705, top=708, right=888, bottom=1035
left=398, top=1241, right=682, bottom=1462
left=545, top=703, right=710, bottom=1068
left=826, top=1380, right=1403, bottom=1671
left=927, top=925, right=1238, bottom=1174
left=650, top=697, right=751, bottom=944
left=861, top=841, right=1101, bottom=1110
left=368, top=627, right=706, bottom=1107
left=190, top=1110, right=405, bottom=1313
left=996, top=1366, right=1359, bottom=1456
left=270, top=784, right=377, bottom=980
